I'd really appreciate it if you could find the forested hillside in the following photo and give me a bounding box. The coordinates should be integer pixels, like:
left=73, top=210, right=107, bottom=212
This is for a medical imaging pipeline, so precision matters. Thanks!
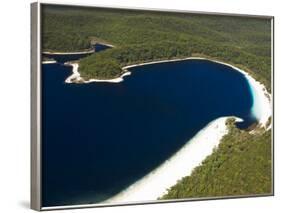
left=42, top=5, right=272, bottom=90
left=160, top=119, right=272, bottom=199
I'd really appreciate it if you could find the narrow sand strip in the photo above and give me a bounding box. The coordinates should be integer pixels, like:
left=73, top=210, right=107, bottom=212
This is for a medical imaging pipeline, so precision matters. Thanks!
left=43, top=43, right=113, bottom=55
left=105, top=117, right=243, bottom=203
left=42, top=60, right=57, bottom=64
left=43, top=49, right=95, bottom=55
left=83, top=72, right=131, bottom=83
left=95, top=42, right=115, bottom=48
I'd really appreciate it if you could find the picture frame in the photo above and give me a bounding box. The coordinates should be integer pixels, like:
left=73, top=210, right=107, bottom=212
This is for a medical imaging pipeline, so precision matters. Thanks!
left=31, top=2, right=274, bottom=211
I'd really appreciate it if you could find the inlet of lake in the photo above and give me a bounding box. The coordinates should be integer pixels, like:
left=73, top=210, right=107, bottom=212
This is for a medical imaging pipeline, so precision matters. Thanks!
left=41, top=51, right=257, bottom=206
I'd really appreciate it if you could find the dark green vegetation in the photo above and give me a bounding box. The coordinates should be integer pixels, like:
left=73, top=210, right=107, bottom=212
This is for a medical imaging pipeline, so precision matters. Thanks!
left=42, top=5, right=272, bottom=91
left=42, top=5, right=272, bottom=198
left=161, top=119, right=272, bottom=199
left=43, top=34, right=90, bottom=52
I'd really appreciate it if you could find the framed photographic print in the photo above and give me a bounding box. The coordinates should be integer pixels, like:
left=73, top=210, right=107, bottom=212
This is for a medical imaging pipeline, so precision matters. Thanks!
left=31, top=2, right=274, bottom=211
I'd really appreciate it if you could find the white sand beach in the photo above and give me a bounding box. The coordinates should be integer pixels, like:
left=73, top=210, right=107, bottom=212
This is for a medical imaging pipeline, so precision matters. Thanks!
left=43, top=43, right=114, bottom=55
left=64, top=62, right=83, bottom=83
left=43, top=49, right=95, bottom=55
left=95, top=42, right=115, bottom=48
left=42, top=60, right=57, bottom=64
left=64, top=62, right=131, bottom=83
left=105, top=116, right=233, bottom=203
left=84, top=72, right=131, bottom=83
left=208, top=58, right=272, bottom=129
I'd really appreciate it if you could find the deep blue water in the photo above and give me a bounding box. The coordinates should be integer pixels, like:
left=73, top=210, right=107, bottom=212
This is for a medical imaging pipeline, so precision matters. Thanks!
left=42, top=58, right=257, bottom=207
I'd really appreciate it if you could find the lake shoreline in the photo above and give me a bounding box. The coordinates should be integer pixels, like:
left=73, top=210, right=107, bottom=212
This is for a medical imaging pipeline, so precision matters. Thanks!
left=64, top=57, right=271, bottom=127
left=64, top=62, right=132, bottom=84
left=42, top=42, right=115, bottom=56
left=104, top=116, right=242, bottom=203
left=43, top=49, right=96, bottom=55
left=59, top=57, right=271, bottom=203
left=42, top=60, right=57, bottom=64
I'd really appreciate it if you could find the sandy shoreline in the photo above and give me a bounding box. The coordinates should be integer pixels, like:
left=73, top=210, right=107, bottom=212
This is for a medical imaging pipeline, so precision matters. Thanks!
left=83, top=72, right=131, bottom=83
left=64, top=62, right=131, bottom=83
left=43, top=49, right=95, bottom=55
left=203, top=58, right=271, bottom=129
left=96, top=42, right=115, bottom=48
left=105, top=117, right=235, bottom=203
left=64, top=57, right=271, bottom=128
left=42, top=42, right=114, bottom=55
left=64, top=62, right=83, bottom=83
left=42, top=60, right=57, bottom=64
left=62, top=57, right=271, bottom=203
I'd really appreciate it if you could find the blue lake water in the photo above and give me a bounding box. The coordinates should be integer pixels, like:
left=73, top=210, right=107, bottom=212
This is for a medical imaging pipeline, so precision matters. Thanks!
left=42, top=58, right=257, bottom=207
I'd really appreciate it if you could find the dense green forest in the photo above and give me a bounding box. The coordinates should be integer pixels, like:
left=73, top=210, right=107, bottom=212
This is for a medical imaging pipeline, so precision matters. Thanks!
left=42, top=5, right=272, bottom=91
left=42, top=5, right=272, bottom=198
left=160, top=119, right=272, bottom=199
